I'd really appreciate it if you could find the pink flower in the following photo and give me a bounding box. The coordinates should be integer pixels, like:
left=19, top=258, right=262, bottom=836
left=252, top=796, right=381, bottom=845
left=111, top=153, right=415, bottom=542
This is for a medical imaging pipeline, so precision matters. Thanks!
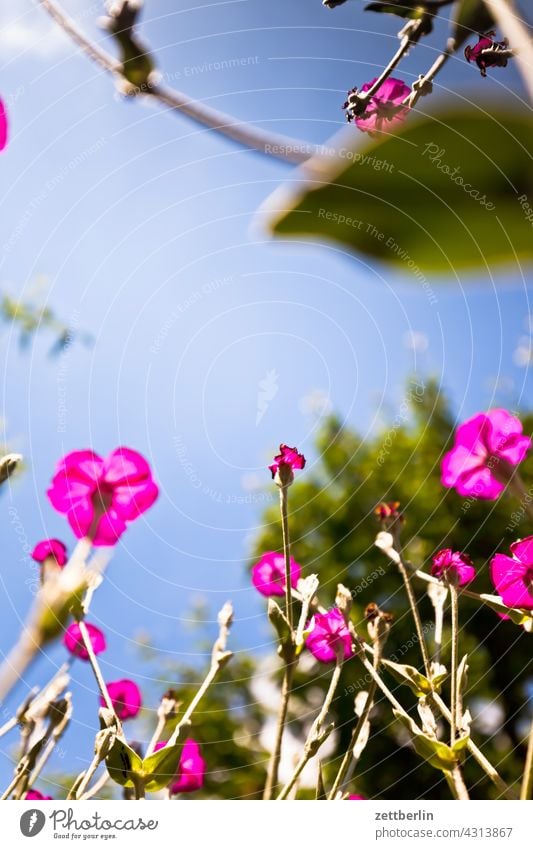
left=348, top=794, right=366, bottom=799
left=464, top=31, right=511, bottom=77
left=268, top=444, right=306, bottom=487
left=0, top=99, right=8, bottom=151
left=25, top=789, right=52, bottom=800
left=490, top=536, right=533, bottom=610
left=31, top=539, right=68, bottom=567
left=101, top=679, right=142, bottom=720
left=431, top=548, right=476, bottom=588
left=306, top=608, right=354, bottom=663
left=251, top=551, right=302, bottom=597
left=441, top=409, right=531, bottom=500
left=63, top=622, right=106, bottom=660
left=344, top=78, right=410, bottom=134
left=47, top=447, right=159, bottom=546
left=154, top=738, right=206, bottom=794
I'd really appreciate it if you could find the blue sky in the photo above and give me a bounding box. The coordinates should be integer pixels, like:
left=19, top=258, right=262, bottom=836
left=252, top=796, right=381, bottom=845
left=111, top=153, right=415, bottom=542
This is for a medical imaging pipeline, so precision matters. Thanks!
left=0, top=0, right=531, bottom=790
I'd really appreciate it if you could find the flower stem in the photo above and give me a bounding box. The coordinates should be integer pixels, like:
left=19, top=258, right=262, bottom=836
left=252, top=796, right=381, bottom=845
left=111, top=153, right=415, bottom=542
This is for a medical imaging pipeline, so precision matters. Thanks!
left=263, top=661, right=295, bottom=799
left=280, top=485, right=294, bottom=632
left=482, top=0, right=533, bottom=103
left=397, top=559, right=432, bottom=677
left=328, top=680, right=377, bottom=800
left=79, top=769, right=110, bottom=801
left=69, top=752, right=102, bottom=800
left=145, top=715, right=167, bottom=758
left=263, top=484, right=297, bottom=799
left=520, top=716, right=533, bottom=800
left=430, top=692, right=515, bottom=799
left=77, top=619, right=121, bottom=730
left=449, top=585, right=459, bottom=745
left=167, top=605, right=233, bottom=747
left=277, top=655, right=343, bottom=800
left=445, top=764, right=470, bottom=800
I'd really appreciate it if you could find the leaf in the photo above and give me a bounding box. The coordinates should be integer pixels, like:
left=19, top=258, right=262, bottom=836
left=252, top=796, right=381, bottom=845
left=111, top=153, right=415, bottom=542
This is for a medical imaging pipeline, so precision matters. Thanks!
left=365, top=2, right=428, bottom=19
left=268, top=599, right=294, bottom=660
left=260, top=106, right=533, bottom=275
left=394, top=711, right=457, bottom=771
left=475, top=592, right=533, bottom=627
left=381, top=658, right=433, bottom=696
left=106, top=738, right=144, bottom=789
left=142, top=743, right=183, bottom=792
left=450, top=0, right=495, bottom=50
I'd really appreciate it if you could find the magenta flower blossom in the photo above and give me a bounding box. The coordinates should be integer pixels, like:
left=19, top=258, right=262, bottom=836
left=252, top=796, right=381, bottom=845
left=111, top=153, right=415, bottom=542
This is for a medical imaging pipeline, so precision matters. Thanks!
left=344, top=78, right=410, bottom=134
left=251, top=551, right=302, bottom=597
left=31, top=539, right=68, bottom=567
left=47, top=447, right=159, bottom=546
left=63, top=622, right=106, bottom=660
left=0, top=100, right=7, bottom=151
left=268, top=444, right=306, bottom=487
left=441, top=409, right=531, bottom=500
left=101, top=679, right=142, bottom=720
left=348, top=794, right=366, bottom=800
left=431, top=548, right=476, bottom=588
left=490, top=537, right=533, bottom=610
left=464, top=32, right=511, bottom=77
left=154, top=738, right=206, bottom=794
left=25, top=789, right=52, bottom=801
left=306, top=608, right=354, bottom=663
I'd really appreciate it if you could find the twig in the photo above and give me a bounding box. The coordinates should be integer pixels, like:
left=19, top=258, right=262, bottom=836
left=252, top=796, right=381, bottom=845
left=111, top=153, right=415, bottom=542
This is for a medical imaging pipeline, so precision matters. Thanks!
left=521, top=716, right=533, bottom=800
left=430, top=691, right=515, bottom=799
left=449, top=585, right=459, bottom=745
left=263, top=484, right=297, bottom=799
left=79, top=768, right=110, bottom=800
left=482, top=0, right=533, bottom=103
left=277, top=653, right=343, bottom=800
left=263, top=661, right=295, bottom=799
left=37, top=0, right=318, bottom=165
left=167, top=603, right=233, bottom=747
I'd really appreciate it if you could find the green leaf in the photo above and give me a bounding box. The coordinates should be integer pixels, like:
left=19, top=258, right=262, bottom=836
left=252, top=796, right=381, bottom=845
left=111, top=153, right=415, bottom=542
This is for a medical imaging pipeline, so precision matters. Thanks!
left=142, top=743, right=183, bottom=792
left=450, top=0, right=495, bottom=49
left=394, top=711, right=457, bottom=771
left=261, top=106, right=533, bottom=276
left=106, top=738, right=144, bottom=789
left=475, top=592, right=533, bottom=627
left=382, top=658, right=433, bottom=696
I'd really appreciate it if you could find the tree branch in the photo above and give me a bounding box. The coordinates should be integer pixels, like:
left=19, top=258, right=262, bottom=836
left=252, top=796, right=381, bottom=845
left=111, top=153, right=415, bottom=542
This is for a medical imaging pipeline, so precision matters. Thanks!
left=37, top=0, right=318, bottom=165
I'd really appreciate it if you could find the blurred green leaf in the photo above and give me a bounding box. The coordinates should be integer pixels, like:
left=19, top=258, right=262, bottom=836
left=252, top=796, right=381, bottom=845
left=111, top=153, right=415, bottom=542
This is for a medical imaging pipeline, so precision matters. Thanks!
left=382, top=658, right=434, bottom=696
left=393, top=710, right=458, bottom=771
left=106, top=738, right=143, bottom=789
left=450, top=0, right=495, bottom=49
left=261, top=106, right=532, bottom=275
left=142, top=743, right=182, bottom=792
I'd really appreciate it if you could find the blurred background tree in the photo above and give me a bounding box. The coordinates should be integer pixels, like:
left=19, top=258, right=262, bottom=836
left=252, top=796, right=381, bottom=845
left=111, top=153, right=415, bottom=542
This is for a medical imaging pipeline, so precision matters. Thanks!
left=127, top=379, right=532, bottom=800
left=247, top=377, right=533, bottom=799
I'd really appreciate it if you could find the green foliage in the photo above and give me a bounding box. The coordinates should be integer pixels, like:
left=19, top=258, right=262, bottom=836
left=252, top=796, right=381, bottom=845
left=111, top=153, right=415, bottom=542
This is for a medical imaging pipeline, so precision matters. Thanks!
left=251, top=378, right=532, bottom=798
left=261, top=106, right=533, bottom=275
left=0, top=288, right=90, bottom=355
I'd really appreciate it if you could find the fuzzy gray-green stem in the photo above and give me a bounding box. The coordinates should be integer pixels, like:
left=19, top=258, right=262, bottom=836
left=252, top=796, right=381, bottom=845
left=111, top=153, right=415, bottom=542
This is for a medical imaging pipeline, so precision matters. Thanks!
left=521, top=717, right=533, bottom=800
left=449, top=585, right=459, bottom=745
left=397, top=559, right=432, bottom=677
left=277, top=654, right=343, bottom=800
